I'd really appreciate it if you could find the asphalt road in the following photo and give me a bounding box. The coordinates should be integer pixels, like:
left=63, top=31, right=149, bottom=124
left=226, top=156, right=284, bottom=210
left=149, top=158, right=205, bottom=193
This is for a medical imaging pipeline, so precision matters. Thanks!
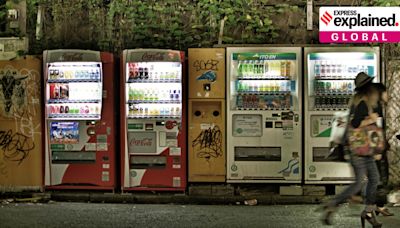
left=1, top=202, right=400, bottom=228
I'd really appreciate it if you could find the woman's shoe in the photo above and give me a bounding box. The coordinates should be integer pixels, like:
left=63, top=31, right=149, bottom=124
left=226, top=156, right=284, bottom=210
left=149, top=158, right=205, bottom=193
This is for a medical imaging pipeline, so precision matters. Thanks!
left=376, top=207, right=394, bottom=216
left=321, top=205, right=336, bottom=225
left=361, top=211, right=382, bottom=228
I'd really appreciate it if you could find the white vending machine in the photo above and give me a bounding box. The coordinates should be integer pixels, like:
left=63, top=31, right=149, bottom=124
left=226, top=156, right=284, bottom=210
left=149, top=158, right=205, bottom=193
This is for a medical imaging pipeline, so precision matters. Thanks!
left=304, top=46, right=380, bottom=184
left=226, top=47, right=302, bottom=183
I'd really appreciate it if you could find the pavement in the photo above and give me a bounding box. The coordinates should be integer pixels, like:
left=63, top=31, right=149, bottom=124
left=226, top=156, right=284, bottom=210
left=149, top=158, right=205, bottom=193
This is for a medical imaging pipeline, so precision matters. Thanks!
left=1, top=202, right=400, bottom=228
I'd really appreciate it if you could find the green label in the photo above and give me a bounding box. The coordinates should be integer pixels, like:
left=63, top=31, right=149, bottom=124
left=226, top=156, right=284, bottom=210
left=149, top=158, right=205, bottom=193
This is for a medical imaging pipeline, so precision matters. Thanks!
left=232, top=52, right=297, bottom=61
left=51, top=144, right=65, bottom=150
left=128, top=123, right=144, bottom=130
left=309, top=52, right=375, bottom=60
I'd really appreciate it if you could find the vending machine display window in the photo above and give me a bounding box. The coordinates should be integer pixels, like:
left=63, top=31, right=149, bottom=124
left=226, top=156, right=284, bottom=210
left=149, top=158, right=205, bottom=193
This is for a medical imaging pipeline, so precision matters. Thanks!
left=46, top=62, right=103, bottom=120
left=230, top=52, right=298, bottom=111
left=307, top=52, right=377, bottom=111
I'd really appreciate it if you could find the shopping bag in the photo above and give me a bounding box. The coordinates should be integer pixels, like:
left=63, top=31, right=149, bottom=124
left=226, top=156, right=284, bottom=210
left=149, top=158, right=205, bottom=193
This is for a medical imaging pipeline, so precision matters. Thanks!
left=347, top=124, right=385, bottom=156
left=329, top=110, right=350, bottom=144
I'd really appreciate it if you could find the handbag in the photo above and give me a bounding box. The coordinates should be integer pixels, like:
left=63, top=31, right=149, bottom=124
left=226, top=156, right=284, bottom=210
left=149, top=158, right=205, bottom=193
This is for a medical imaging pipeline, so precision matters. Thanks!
left=347, top=123, right=385, bottom=156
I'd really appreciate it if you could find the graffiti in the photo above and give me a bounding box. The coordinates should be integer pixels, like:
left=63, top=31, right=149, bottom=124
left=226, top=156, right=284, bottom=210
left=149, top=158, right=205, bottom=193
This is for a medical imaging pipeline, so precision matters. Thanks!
left=0, top=129, right=35, bottom=165
left=193, top=59, right=219, bottom=71
left=0, top=70, right=28, bottom=113
left=0, top=160, right=8, bottom=177
left=196, top=71, right=217, bottom=82
left=192, top=126, right=222, bottom=160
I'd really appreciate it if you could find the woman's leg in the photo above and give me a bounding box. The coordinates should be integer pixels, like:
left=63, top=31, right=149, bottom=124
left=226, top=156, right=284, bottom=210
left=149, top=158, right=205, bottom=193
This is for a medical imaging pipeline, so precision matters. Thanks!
left=365, top=156, right=380, bottom=212
left=328, top=156, right=367, bottom=207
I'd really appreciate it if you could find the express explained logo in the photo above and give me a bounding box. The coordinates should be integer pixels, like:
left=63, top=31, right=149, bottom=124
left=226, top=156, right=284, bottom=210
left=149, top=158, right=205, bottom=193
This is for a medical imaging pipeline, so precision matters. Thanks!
left=320, top=11, right=333, bottom=25
left=319, top=7, right=400, bottom=43
left=321, top=10, right=400, bottom=28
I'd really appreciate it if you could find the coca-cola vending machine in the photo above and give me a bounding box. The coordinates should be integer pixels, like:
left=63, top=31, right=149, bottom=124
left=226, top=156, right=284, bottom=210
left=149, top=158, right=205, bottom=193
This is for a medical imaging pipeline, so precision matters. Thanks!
left=121, top=49, right=186, bottom=191
left=43, top=50, right=116, bottom=190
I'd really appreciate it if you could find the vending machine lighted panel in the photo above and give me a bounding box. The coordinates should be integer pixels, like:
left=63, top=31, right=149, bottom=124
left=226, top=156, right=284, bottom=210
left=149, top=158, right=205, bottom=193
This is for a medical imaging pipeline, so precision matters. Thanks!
left=43, top=50, right=116, bottom=190
left=304, top=47, right=380, bottom=184
left=121, top=49, right=186, bottom=191
left=226, top=47, right=302, bottom=183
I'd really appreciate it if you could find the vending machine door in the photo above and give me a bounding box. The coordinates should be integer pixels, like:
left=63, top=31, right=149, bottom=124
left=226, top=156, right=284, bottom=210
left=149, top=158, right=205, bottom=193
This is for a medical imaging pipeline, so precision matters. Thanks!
left=226, top=47, right=302, bottom=183
left=43, top=50, right=116, bottom=189
left=121, top=49, right=186, bottom=191
left=304, top=46, right=380, bottom=184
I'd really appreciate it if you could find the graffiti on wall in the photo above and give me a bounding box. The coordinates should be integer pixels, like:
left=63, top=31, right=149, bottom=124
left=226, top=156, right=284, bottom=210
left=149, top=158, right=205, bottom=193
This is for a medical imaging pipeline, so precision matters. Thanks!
left=192, top=126, right=223, bottom=161
left=0, top=64, right=41, bottom=171
left=0, top=129, right=35, bottom=165
left=0, top=70, right=28, bottom=113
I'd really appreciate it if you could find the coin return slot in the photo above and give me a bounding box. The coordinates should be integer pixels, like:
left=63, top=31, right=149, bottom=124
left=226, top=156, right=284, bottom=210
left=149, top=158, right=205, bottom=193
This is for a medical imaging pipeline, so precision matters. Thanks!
left=275, top=121, right=283, bottom=128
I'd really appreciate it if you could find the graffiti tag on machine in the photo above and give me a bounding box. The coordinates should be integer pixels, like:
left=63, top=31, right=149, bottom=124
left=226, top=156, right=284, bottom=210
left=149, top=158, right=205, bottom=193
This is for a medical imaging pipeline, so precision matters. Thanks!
left=0, top=129, right=35, bottom=164
left=0, top=70, right=28, bottom=113
left=196, top=71, right=217, bottom=82
left=193, top=59, right=219, bottom=71
left=192, top=126, right=223, bottom=160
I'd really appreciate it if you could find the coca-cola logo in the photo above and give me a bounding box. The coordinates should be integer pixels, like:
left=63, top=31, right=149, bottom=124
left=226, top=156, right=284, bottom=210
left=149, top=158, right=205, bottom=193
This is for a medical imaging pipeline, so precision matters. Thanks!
left=129, top=137, right=153, bottom=147
left=60, top=53, right=84, bottom=61
left=141, top=52, right=165, bottom=61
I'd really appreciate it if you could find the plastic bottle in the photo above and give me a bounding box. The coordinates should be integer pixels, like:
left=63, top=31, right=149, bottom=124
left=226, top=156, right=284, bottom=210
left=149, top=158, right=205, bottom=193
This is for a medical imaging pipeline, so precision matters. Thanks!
left=263, top=61, right=269, bottom=78
left=237, top=95, right=243, bottom=107
left=280, top=61, right=286, bottom=77
left=321, top=61, right=326, bottom=78
left=285, top=61, right=291, bottom=78
left=314, top=61, right=321, bottom=78
left=238, top=60, right=243, bottom=77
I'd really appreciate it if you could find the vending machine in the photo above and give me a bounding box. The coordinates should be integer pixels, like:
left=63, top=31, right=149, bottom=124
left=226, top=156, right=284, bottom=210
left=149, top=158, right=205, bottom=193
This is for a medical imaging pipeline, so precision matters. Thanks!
left=188, top=48, right=226, bottom=182
left=304, top=46, right=380, bottom=184
left=121, top=49, right=186, bottom=191
left=43, top=50, right=116, bottom=190
left=226, top=47, right=302, bottom=183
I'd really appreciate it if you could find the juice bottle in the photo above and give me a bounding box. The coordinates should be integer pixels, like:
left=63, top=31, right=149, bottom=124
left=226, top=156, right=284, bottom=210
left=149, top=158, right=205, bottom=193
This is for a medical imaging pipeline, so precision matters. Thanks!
left=285, top=61, right=291, bottom=78
left=280, top=61, right=286, bottom=77
left=314, top=61, right=320, bottom=78
left=263, top=61, right=269, bottom=78
left=238, top=60, right=243, bottom=77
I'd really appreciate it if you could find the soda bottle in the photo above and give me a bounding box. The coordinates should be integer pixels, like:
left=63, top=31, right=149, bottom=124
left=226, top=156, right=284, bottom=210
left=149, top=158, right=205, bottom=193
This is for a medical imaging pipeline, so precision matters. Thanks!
left=249, top=60, right=255, bottom=78
left=280, top=61, right=286, bottom=77
left=263, top=61, right=269, bottom=78
left=254, top=60, right=259, bottom=78
left=314, top=61, right=321, bottom=78
left=336, top=64, right=342, bottom=78
left=238, top=60, right=243, bottom=77
left=315, top=96, right=320, bottom=109
left=285, top=61, right=291, bottom=78
left=321, top=61, right=326, bottom=78
left=237, top=95, right=243, bottom=108
left=331, top=62, right=337, bottom=78
left=259, top=60, right=264, bottom=78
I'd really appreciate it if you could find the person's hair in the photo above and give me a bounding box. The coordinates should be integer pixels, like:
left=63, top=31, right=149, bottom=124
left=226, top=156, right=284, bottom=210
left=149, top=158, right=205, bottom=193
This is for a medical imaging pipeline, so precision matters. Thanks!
left=352, top=83, right=379, bottom=109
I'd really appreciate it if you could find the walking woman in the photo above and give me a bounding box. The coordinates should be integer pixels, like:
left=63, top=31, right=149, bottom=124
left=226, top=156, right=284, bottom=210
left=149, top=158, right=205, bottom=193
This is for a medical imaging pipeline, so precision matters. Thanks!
left=373, top=82, right=394, bottom=216
left=321, top=72, right=382, bottom=228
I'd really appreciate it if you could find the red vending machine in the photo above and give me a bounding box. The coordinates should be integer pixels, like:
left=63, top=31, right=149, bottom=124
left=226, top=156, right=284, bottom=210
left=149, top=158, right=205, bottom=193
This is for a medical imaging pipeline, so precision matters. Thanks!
left=43, top=50, right=116, bottom=190
left=121, top=49, right=186, bottom=191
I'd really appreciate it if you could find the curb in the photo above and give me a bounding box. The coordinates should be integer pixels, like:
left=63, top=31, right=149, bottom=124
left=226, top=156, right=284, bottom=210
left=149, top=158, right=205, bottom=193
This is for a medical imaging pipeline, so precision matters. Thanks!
left=2, top=192, right=325, bottom=205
